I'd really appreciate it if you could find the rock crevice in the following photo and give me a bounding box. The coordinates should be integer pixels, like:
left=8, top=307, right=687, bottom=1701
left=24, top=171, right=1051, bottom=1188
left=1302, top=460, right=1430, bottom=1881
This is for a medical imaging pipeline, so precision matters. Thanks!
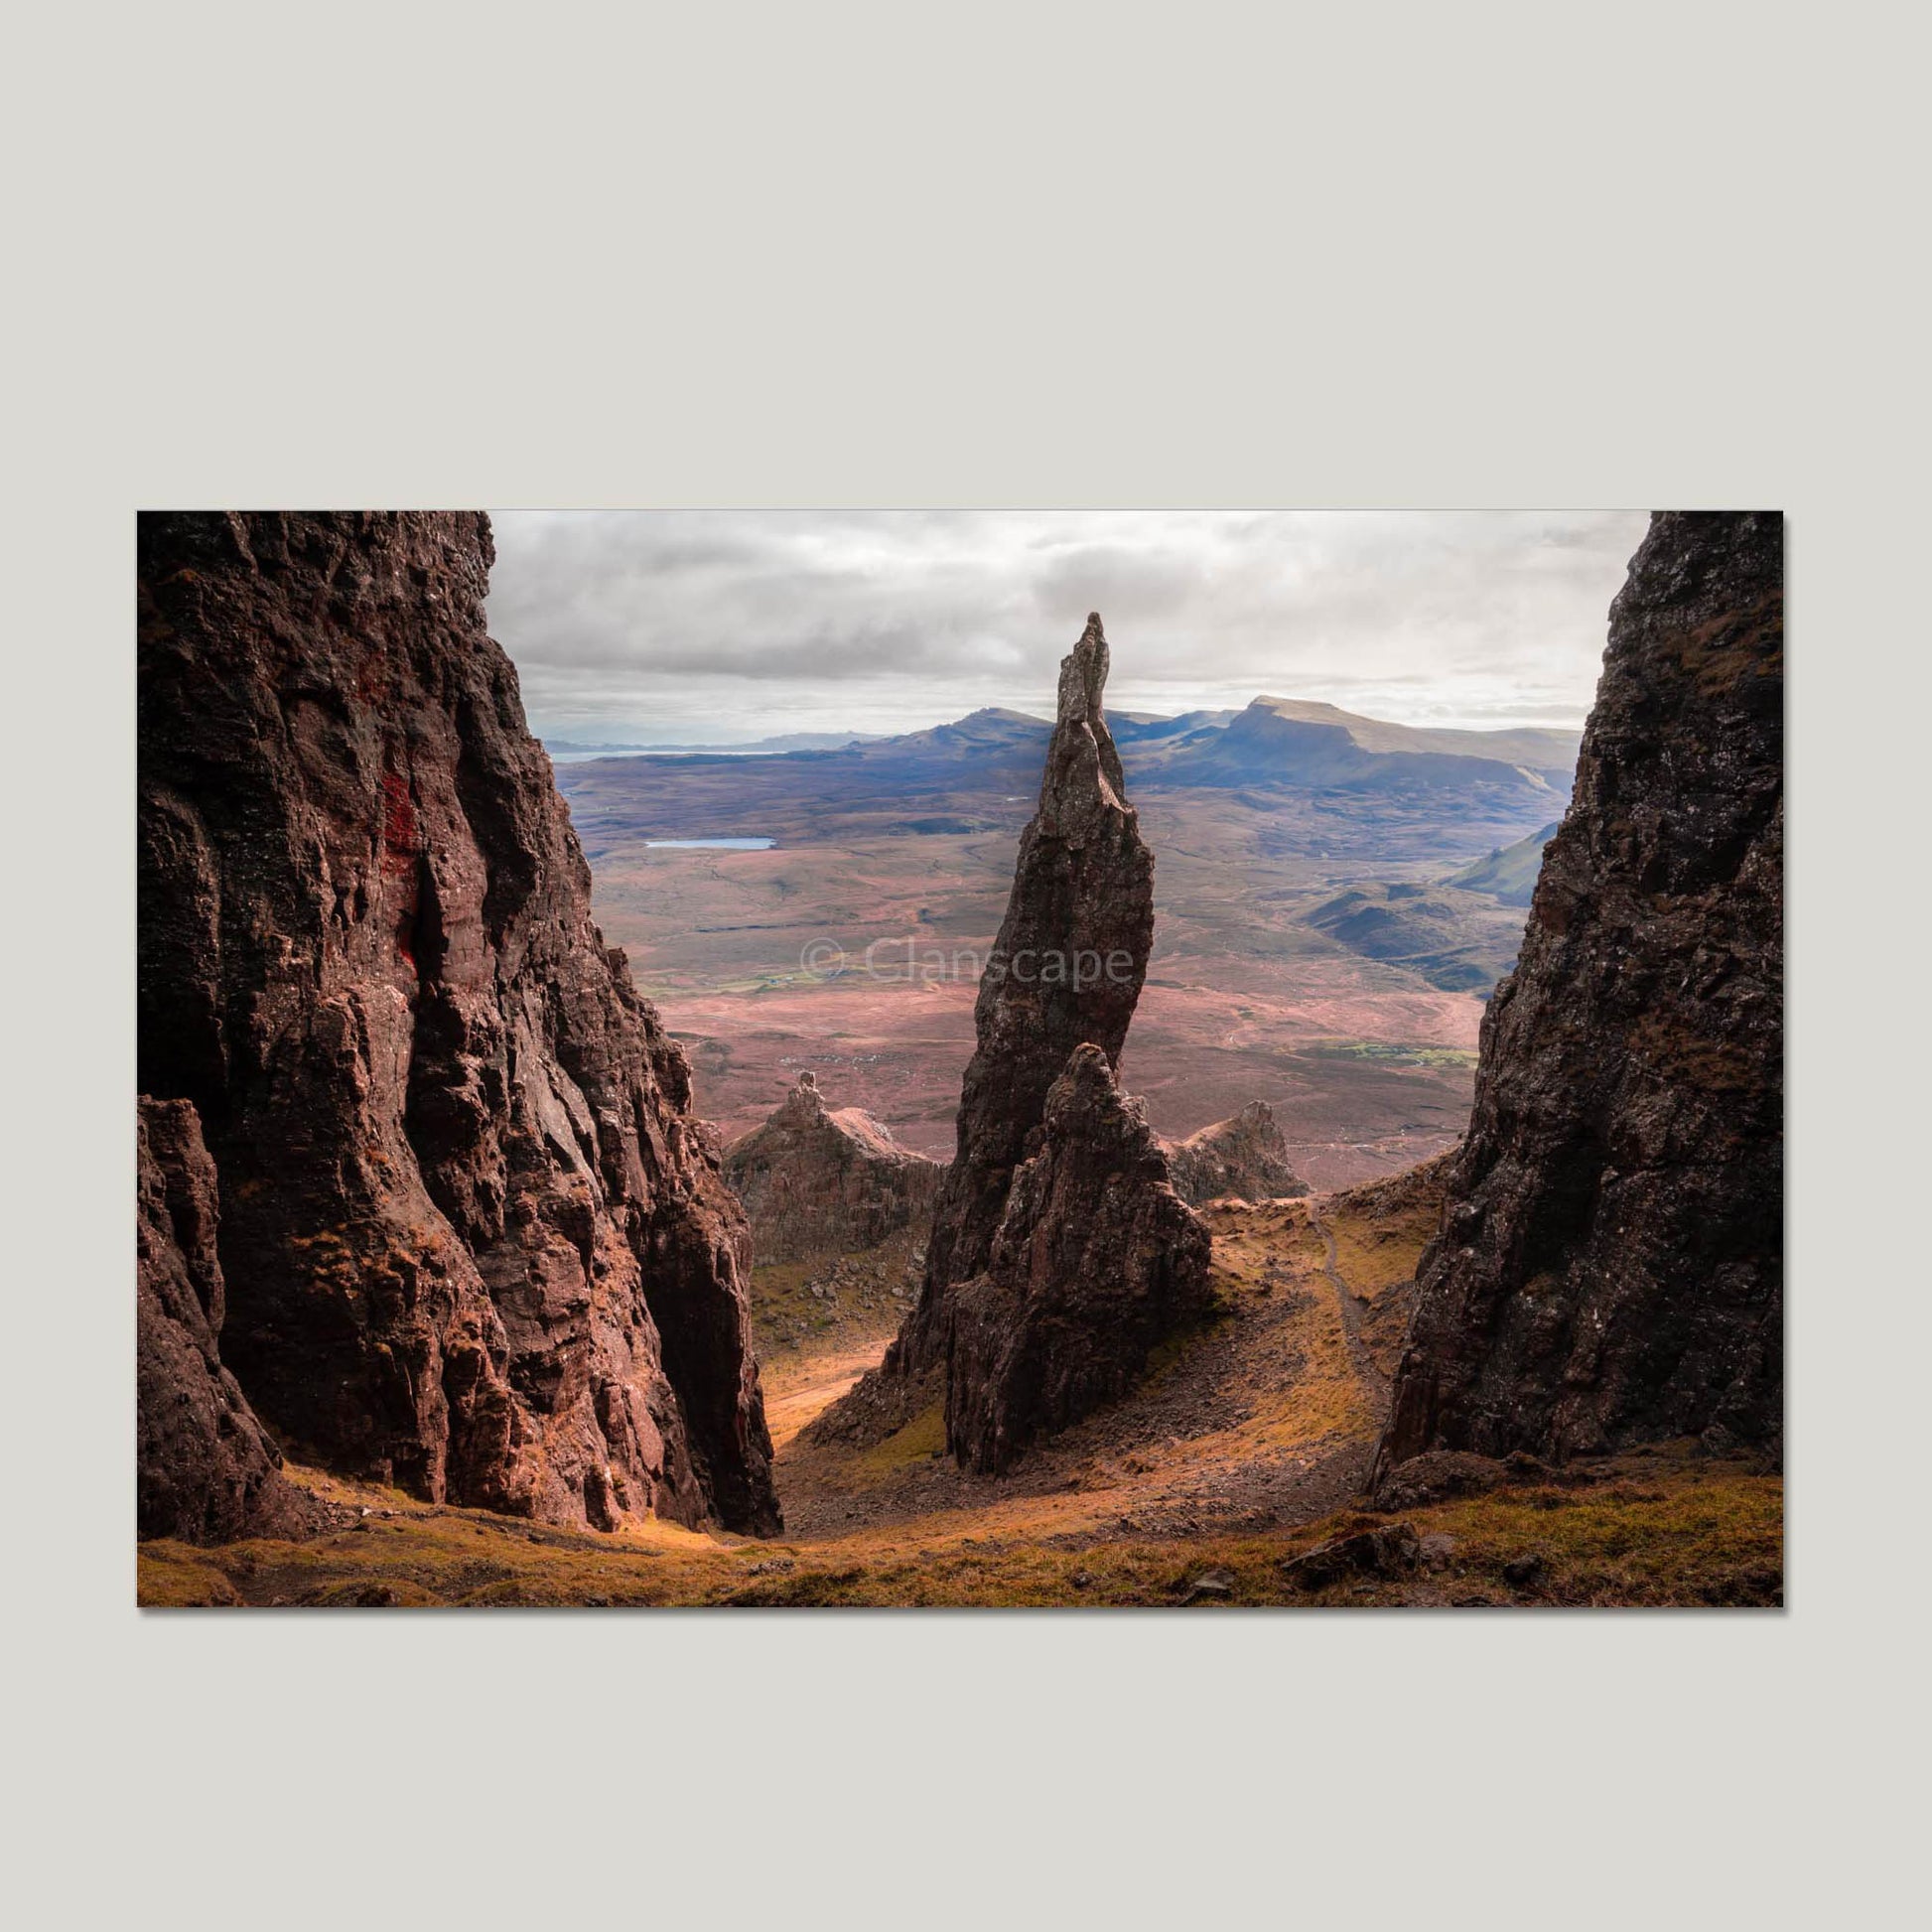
left=138, top=1097, right=326, bottom=1544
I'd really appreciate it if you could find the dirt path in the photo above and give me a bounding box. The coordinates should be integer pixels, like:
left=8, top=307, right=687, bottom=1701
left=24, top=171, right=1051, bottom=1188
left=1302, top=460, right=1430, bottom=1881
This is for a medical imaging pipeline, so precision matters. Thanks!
left=761, top=1183, right=1439, bottom=1550
left=759, top=1342, right=891, bottom=1449
left=1310, top=1202, right=1390, bottom=1404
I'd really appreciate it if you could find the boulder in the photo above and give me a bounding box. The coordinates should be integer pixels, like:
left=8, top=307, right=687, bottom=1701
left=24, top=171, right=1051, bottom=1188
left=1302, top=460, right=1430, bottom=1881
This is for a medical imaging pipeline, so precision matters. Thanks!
left=1281, top=1522, right=1423, bottom=1589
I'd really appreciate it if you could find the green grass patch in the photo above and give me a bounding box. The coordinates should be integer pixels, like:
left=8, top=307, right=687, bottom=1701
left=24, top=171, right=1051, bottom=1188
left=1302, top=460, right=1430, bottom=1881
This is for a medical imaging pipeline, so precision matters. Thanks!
left=1306, top=1040, right=1477, bottom=1069
left=855, top=1400, right=947, bottom=1475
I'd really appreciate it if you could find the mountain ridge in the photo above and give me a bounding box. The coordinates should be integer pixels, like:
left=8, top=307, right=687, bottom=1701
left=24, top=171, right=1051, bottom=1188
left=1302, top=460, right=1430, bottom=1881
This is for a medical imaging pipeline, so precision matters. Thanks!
left=555, top=694, right=1581, bottom=789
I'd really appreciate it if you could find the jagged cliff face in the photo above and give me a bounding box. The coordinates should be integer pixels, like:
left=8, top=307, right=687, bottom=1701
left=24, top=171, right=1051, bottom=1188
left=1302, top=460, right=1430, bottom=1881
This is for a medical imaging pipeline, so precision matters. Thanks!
left=138, top=1098, right=327, bottom=1543
left=1163, top=1101, right=1309, bottom=1206
left=891, top=614, right=1157, bottom=1374
left=1375, top=512, right=1783, bottom=1478
left=138, top=512, right=778, bottom=1535
left=724, top=1072, right=941, bottom=1263
left=947, top=1046, right=1212, bottom=1473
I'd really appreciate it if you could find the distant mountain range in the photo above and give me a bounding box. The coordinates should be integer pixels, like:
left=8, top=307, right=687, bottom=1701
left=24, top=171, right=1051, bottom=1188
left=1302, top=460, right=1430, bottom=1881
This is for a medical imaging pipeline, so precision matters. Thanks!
left=1125, top=697, right=1578, bottom=797
left=552, top=687, right=1580, bottom=1173
left=545, top=729, right=887, bottom=759
left=557, top=696, right=1581, bottom=806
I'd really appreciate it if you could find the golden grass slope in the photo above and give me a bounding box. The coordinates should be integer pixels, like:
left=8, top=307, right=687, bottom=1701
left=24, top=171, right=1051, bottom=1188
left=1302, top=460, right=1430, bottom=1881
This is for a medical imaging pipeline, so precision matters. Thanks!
left=139, top=1451, right=1779, bottom=1608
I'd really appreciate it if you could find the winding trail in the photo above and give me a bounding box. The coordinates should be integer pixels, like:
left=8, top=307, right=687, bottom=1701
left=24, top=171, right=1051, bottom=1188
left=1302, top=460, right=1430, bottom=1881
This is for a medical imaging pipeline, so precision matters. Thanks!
left=1310, top=1201, right=1390, bottom=1405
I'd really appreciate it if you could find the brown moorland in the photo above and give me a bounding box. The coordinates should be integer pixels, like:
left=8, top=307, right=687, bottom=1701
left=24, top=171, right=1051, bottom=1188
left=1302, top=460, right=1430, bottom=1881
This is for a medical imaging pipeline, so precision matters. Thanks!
left=555, top=706, right=1566, bottom=1187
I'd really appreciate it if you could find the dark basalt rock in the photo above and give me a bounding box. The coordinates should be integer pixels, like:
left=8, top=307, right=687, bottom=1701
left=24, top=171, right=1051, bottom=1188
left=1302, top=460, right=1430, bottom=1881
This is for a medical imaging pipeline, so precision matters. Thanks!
left=1281, top=1522, right=1423, bottom=1590
left=888, top=613, right=1159, bottom=1376
left=724, top=1072, right=941, bottom=1264
left=138, top=512, right=778, bottom=1536
left=1372, top=512, right=1783, bottom=1483
left=138, top=1097, right=328, bottom=1543
left=830, top=614, right=1210, bottom=1465
left=944, top=1044, right=1213, bottom=1473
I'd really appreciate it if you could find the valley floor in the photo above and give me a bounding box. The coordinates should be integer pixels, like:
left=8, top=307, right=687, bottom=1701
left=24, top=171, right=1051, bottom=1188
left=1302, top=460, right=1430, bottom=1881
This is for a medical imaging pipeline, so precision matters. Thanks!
left=139, top=1169, right=1780, bottom=1609
left=562, top=767, right=1521, bottom=1189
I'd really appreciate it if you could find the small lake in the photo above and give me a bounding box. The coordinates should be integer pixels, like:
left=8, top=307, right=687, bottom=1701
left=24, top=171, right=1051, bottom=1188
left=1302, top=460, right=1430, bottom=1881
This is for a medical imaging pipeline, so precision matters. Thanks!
left=644, top=837, right=776, bottom=850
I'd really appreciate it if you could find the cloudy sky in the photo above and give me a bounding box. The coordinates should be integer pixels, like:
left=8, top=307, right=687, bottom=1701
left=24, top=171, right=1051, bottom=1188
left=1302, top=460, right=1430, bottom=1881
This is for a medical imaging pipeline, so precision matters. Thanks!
left=485, top=510, right=1650, bottom=745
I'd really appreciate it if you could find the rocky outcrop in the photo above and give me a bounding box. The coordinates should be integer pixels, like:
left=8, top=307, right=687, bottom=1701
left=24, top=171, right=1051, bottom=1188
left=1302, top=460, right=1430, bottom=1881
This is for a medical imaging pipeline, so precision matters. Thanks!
left=1373, top=512, right=1783, bottom=1481
left=138, top=1098, right=327, bottom=1543
left=138, top=512, right=778, bottom=1536
left=888, top=613, right=1160, bottom=1377
left=724, top=1073, right=941, bottom=1263
left=1163, top=1102, right=1308, bottom=1205
left=946, top=1046, right=1213, bottom=1473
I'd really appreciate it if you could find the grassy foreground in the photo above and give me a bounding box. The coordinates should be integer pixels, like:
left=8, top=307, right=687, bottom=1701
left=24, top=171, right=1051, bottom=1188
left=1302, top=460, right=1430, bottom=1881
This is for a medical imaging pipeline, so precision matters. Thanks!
left=139, top=1448, right=1780, bottom=1609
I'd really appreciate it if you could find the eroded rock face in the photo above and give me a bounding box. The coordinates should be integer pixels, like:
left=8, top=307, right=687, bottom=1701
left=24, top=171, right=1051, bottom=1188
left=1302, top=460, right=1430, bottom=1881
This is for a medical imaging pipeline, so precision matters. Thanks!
left=889, top=614, right=1158, bottom=1375
left=1163, top=1102, right=1309, bottom=1206
left=724, top=1073, right=941, bottom=1264
left=138, top=513, right=778, bottom=1535
left=138, top=1098, right=326, bottom=1543
left=1373, top=512, right=1783, bottom=1479
left=946, top=1045, right=1213, bottom=1473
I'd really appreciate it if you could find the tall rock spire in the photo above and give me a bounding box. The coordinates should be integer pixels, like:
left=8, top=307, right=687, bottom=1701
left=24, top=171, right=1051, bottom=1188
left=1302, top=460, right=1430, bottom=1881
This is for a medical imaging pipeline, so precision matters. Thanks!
left=815, top=613, right=1214, bottom=1471
left=888, top=611, right=1158, bottom=1375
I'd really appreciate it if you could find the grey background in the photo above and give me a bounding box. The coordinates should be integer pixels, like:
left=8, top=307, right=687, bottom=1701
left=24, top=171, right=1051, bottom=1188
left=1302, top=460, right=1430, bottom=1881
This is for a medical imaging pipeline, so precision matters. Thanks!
left=7, top=2, right=1919, bottom=1927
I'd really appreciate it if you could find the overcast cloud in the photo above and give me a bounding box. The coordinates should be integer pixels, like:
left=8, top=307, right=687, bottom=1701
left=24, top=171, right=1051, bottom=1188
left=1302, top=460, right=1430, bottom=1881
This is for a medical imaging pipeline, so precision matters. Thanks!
left=485, top=510, right=1651, bottom=744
